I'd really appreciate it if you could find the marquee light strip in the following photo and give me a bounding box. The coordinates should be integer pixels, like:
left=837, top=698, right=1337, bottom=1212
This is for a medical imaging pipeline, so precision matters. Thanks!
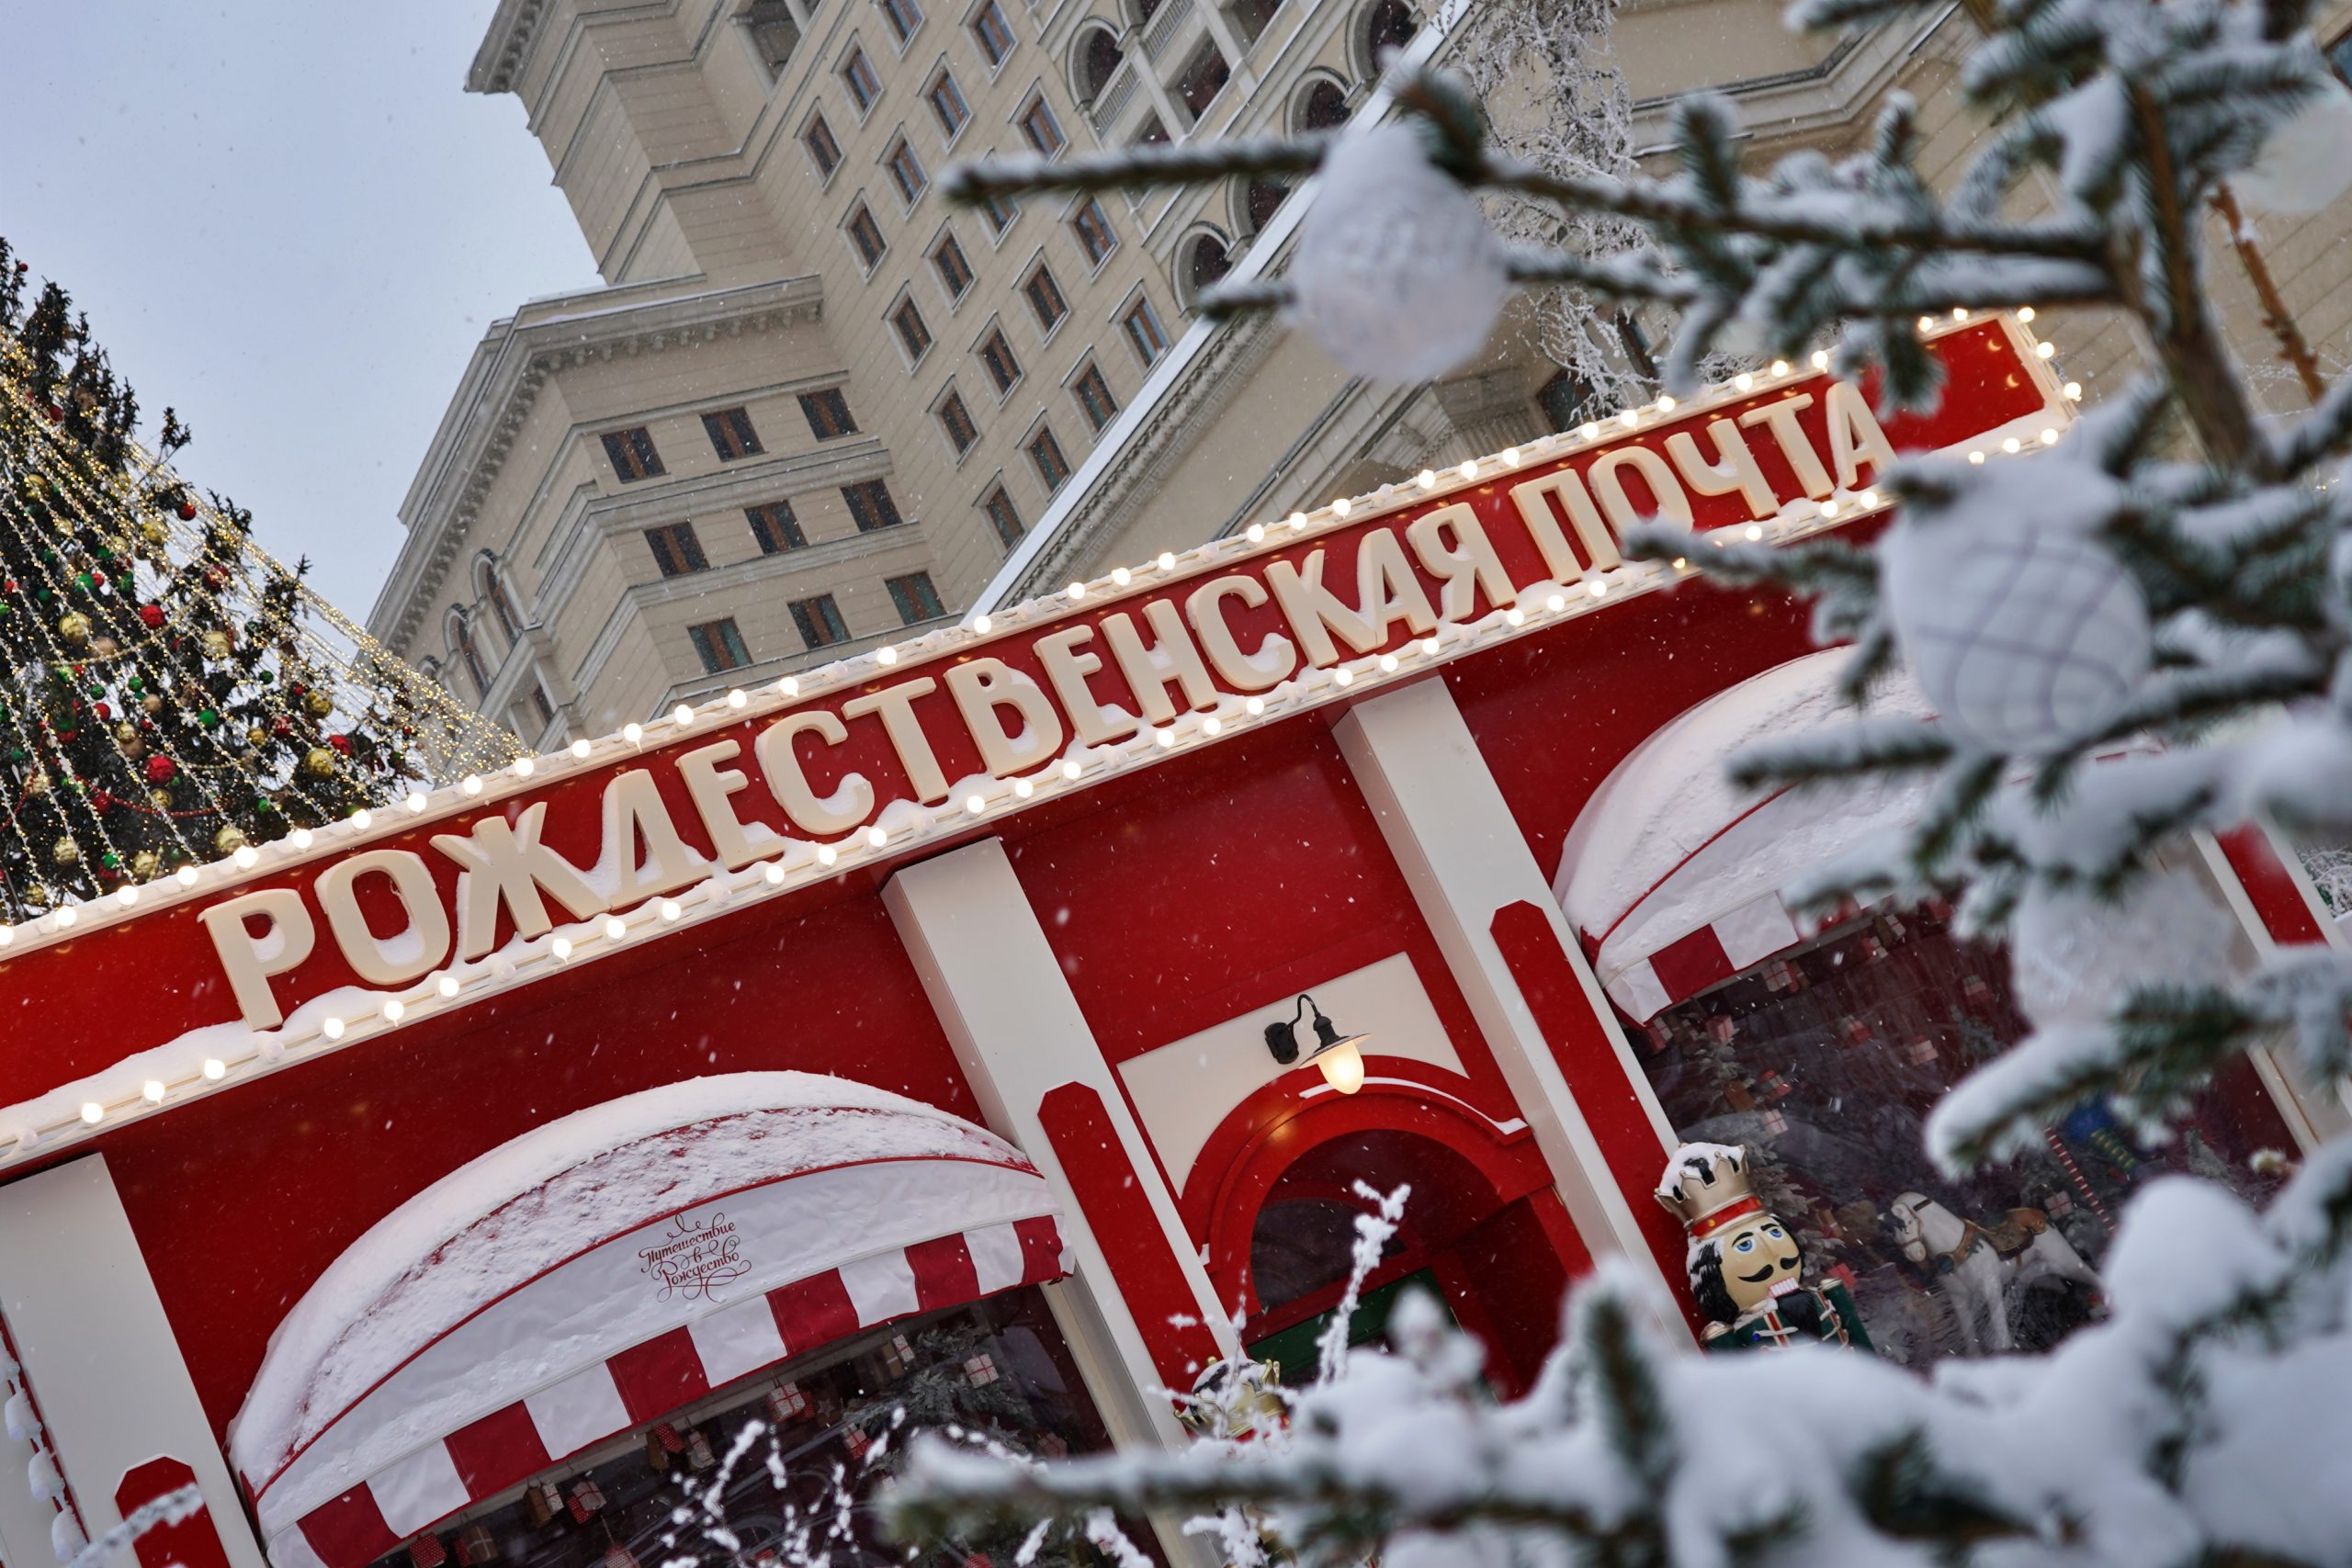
left=2, top=313, right=2080, bottom=1156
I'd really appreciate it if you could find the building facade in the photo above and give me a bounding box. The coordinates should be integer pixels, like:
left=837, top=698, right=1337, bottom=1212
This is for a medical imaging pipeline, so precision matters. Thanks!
left=4, top=330, right=2348, bottom=1568
left=371, top=0, right=1475, bottom=745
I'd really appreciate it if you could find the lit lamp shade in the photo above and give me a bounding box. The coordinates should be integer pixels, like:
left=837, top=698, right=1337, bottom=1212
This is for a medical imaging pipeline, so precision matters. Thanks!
left=1312, top=1036, right=1367, bottom=1095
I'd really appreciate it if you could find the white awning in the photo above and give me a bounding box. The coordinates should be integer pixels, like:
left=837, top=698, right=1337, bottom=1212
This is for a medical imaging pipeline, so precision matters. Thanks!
left=232, top=1073, right=1069, bottom=1568
left=1555, top=649, right=1934, bottom=1021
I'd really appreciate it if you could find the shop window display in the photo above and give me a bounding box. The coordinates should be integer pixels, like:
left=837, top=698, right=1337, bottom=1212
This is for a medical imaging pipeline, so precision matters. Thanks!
left=361, top=1289, right=1114, bottom=1568
left=1632, top=902, right=2298, bottom=1365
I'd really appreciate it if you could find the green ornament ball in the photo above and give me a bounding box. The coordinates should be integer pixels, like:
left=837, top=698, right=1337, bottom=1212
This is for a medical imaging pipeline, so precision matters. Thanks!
left=197, top=708, right=220, bottom=729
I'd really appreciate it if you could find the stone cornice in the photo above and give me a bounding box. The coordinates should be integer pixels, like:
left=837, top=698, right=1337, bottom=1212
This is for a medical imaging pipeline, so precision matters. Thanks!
left=369, top=276, right=825, bottom=657
left=470, top=0, right=553, bottom=95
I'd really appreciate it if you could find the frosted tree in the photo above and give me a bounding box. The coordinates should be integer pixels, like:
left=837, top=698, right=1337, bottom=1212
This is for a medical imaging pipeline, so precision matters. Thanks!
left=1453, top=0, right=1651, bottom=414
left=914, top=0, right=2352, bottom=1556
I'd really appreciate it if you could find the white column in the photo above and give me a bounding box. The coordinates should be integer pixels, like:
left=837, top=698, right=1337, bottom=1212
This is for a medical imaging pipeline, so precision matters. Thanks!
left=884, top=841, right=1239, bottom=1424
left=0, top=1156, right=266, bottom=1568
left=1333, top=678, right=1680, bottom=1300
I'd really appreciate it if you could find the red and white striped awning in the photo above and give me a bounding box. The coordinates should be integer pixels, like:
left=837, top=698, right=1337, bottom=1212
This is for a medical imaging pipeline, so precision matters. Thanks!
left=231, top=1075, right=1070, bottom=1568
left=1555, top=651, right=1933, bottom=1022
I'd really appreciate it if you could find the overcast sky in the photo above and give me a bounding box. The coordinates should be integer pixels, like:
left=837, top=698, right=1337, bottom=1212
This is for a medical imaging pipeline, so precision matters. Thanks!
left=0, top=5, right=598, bottom=620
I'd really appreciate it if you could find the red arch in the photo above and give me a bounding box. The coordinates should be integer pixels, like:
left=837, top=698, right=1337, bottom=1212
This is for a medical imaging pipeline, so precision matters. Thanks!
left=1182, top=1059, right=1555, bottom=1318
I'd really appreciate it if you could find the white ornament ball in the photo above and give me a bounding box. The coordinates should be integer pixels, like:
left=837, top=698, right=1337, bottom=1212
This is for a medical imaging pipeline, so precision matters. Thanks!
left=49, top=1508, right=84, bottom=1564
left=2010, top=866, right=2236, bottom=1029
left=2235, top=75, right=2352, bottom=217
left=1287, top=121, right=1509, bottom=383
left=1882, top=511, right=2151, bottom=755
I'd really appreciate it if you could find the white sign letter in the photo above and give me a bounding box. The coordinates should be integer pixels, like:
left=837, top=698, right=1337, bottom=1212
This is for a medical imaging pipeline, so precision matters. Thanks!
left=316, top=850, right=451, bottom=989
left=198, top=888, right=316, bottom=1030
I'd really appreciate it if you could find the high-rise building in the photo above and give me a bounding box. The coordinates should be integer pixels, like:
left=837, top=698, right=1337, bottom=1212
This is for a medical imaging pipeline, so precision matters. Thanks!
left=371, top=0, right=2352, bottom=739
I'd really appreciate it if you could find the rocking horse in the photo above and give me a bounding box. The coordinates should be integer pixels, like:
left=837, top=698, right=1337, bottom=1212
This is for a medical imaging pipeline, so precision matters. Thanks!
left=1887, top=1192, right=2101, bottom=1354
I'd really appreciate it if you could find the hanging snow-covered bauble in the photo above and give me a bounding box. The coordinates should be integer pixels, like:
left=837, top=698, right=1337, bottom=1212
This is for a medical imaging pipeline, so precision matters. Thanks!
left=2010, top=865, right=2236, bottom=1028
left=1881, top=510, right=2151, bottom=755
left=48, top=1508, right=83, bottom=1563
left=1286, top=121, right=1509, bottom=383
left=2235, top=75, right=2352, bottom=217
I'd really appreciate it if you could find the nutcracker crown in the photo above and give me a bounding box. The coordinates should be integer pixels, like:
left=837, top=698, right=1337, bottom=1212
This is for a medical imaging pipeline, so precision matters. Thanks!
left=1656, top=1143, right=1766, bottom=1239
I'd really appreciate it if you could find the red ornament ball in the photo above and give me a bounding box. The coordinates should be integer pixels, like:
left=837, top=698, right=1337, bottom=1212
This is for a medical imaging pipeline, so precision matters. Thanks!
left=145, top=756, right=177, bottom=785
left=271, top=716, right=293, bottom=738
left=92, top=702, right=110, bottom=721
left=327, top=734, right=352, bottom=755
left=90, top=789, right=116, bottom=814
left=138, top=604, right=164, bottom=629
left=175, top=502, right=198, bottom=521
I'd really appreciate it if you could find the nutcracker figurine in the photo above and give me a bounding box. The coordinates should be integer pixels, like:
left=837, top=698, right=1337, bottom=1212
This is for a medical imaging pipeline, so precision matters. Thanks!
left=1655, top=1143, right=1873, bottom=1353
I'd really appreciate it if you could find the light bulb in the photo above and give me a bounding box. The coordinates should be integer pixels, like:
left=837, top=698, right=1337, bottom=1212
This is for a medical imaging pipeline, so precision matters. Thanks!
left=1317, top=1040, right=1366, bottom=1095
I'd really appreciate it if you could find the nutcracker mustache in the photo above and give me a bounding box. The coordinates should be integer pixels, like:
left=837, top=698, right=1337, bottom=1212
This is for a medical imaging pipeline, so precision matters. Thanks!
left=1737, top=1257, right=1799, bottom=1284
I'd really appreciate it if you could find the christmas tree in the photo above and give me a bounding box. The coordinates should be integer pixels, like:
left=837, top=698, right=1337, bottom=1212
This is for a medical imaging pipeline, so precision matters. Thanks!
left=892, top=0, right=2352, bottom=1560
left=0, top=240, right=520, bottom=921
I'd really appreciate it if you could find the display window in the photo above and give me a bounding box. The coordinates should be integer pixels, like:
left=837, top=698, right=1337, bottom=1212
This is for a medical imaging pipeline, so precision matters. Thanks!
left=358, top=1289, right=1115, bottom=1568
left=1630, top=901, right=2298, bottom=1365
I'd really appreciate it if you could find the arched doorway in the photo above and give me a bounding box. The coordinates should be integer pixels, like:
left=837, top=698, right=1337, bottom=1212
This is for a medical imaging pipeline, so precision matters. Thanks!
left=1193, top=1082, right=1587, bottom=1395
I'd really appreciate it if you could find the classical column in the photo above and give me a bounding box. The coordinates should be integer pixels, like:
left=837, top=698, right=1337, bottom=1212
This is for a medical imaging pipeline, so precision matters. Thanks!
left=885, top=841, right=1239, bottom=1438
left=1333, top=678, right=1690, bottom=1303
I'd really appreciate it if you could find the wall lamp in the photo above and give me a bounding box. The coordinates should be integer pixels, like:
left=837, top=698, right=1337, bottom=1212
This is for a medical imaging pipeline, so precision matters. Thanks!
left=1265, top=994, right=1368, bottom=1095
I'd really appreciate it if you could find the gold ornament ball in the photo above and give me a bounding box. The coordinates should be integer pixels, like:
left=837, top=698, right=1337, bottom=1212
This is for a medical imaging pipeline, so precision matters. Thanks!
left=302, top=746, right=336, bottom=778
left=57, top=612, right=91, bottom=648
left=141, top=519, right=170, bottom=547
left=200, top=630, right=232, bottom=661
left=304, top=690, right=334, bottom=718
left=90, top=636, right=119, bottom=658
left=113, top=722, right=138, bottom=745
left=246, top=726, right=269, bottom=748
left=130, top=850, right=162, bottom=881
left=141, top=694, right=165, bottom=716
left=149, top=789, right=174, bottom=809
left=51, top=837, right=79, bottom=866
left=25, top=772, right=50, bottom=798
left=212, top=825, right=248, bottom=857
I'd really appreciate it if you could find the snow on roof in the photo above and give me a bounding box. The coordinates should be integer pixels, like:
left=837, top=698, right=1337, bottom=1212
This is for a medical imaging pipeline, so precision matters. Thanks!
left=230, top=1072, right=1029, bottom=1486
left=1555, top=649, right=1934, bottom=946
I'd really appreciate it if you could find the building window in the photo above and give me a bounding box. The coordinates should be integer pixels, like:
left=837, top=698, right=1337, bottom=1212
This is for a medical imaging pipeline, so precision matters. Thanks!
left=937, top=390, right=980, bottom=454
left=1298, top=78, right=1348, bottom=130
left=600, top=426, right=664, bottom=482
left=688, top=617, right=754, bottom=674
left=1537, top=368, right=1594, bottom=432
left=1023, top=264, right=1068, bottom=332
left=1186, top=232, right=1232, bottom=299
left=927, top=71, right=970, bottom=138
left=1365, top=0, right=1417, bottom=65
left=933, top=232, right=976, bottom=297
left=887, top=570, right=946, bottom=624
left=1070, top=198, right=1116, bottom=265
left=1070, top=363, right=1118, bottom=431
left=2332, top=28, right=2352, bottom=80
left=842, top=479, right=905, bottom=531
left=747, top=501, right=807, bottom=553
left=1131, top=114, right=1170, bottom=148
left=978, top=182, right=1019, bottom=236
left=886, top=138, right=928, bottom=203
left=1076, top=27, right=1123, bottom=107
left=1121, top=297, right=1169, bottom=367
left=842, top=48, right=882, bottom=111
left=892, top=297, right=935, bottom=360
left=1230, top=0, right=1279, bottom=44
left=1617, top=310, right=1659, bottom=380
left=1018, top=96, right=1066, bottom=157
left=1028, top=425, right=1071, bottom=491
left=703, top=406, right=763, bottom=460
left=800, top=387, right=861, bottom=439
left=846, top=203, right=888, bottom=267
left=1245, top=178, right=1288, bottom=233
left=452, top=617, right=491, bottom=695
left=790, top=594, right=853, bottom=649
left=745, top=0, right=803, bottom=73
left=978, top=329, right=1023, bottom=394
left=805, top=114, right=843, bottom=176
left=643, top=522, right=709, bottom=578
left=527, top=682, right=557, bottom=728
left=1175, top=39, right=1230, bottom=118
left=970, top=0, right=1014, bottom=64
left=481, top=563, right=522, bottom=642
left=983, top=484, right=1023, bottom=548
left=879, top=0, right=924, bottom=43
